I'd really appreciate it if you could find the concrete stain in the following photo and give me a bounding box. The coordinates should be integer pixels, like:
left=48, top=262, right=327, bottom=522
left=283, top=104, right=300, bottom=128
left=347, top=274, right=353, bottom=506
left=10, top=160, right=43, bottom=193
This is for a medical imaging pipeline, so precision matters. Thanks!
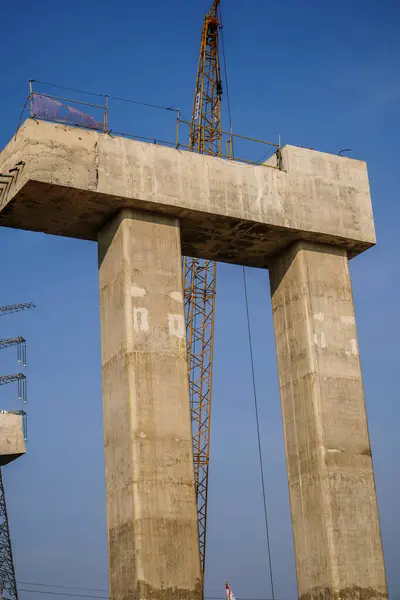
left=135, top=579, right=203, bottom=600
left=299, top=586, right=388, bottom=600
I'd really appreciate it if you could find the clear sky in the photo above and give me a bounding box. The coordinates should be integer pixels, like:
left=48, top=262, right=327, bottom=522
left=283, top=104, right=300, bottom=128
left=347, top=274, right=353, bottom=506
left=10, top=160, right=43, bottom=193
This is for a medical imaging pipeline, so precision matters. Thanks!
left=0, top=0, right=399, bottom=599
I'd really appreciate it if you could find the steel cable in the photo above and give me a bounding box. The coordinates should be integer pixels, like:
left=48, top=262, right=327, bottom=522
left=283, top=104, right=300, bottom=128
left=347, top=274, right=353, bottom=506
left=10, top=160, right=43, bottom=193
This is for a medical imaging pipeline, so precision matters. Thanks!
left=242, top=267, right=276, bottom=600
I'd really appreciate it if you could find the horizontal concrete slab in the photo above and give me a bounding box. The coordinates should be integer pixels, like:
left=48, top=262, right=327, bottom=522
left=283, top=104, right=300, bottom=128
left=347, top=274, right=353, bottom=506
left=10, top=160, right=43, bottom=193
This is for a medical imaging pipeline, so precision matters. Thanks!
left=0, top=119, right=375, bottom=267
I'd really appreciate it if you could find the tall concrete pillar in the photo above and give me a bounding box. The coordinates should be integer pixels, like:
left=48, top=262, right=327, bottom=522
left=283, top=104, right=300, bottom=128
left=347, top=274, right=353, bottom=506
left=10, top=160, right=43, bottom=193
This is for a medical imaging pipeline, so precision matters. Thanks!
left=98, top=209, right=202, bottom=600
left=269, top=241, right=388, bottom=600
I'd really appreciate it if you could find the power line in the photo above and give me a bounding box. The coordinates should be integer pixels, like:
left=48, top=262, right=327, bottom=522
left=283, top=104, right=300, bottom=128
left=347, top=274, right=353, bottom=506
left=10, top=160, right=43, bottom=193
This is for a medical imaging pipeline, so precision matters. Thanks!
left=30, top=80, right=179, bottom=113
left=107, top=95, right=178, bottom=113
left=17, top=581, right=286, bottom=600
left=19, top=590, right=107, bottom=599
left=218, top=4, right=233, bottom=152
left=18, top=588, right=285, bottom=600
left=29, top=80, right=105, bottom=99
left=18, top=583, right=108, bottom=593
left=242, top=267, right=276, bottom=600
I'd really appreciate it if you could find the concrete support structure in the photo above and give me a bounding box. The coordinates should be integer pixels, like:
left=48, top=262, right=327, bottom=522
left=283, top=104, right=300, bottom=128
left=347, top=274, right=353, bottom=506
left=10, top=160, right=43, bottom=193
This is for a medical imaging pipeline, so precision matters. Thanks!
left=0, top=413, right=26, bottom=466
left=0, top=120, right=389, bottom=600
left=270, top=242, right=387, bottom=600
left=98, top=209, right=202, bottom=600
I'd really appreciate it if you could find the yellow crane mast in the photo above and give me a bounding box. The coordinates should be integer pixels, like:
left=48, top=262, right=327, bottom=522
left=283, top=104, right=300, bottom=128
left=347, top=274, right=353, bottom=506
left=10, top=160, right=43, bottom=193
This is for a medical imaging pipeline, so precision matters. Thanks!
left=189, top=0, right=223, bottom=155
left=184, top=0, right=222, bottom=583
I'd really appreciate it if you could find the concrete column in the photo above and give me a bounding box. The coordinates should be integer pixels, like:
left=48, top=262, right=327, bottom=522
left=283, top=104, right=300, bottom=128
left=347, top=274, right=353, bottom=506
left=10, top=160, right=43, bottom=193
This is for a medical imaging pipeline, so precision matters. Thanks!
left=98, top=209, right=202, bottom=600
left=269, top=241, right=387, bottom=600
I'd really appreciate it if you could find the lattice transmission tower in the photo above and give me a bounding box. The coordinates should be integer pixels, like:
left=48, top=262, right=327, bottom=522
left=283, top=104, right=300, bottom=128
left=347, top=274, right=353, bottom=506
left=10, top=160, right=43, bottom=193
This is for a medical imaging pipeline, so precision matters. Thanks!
left=0, top=302, right=35, bottom=600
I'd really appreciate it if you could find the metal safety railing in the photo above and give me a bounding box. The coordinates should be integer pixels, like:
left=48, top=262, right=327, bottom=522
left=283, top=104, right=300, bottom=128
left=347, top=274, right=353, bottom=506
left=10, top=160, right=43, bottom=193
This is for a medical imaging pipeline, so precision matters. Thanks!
left=16, top=80, right=282, bottom=169
left=176, top=117, right=281, bottom=168
left=28, top=80, right=108, bottom=132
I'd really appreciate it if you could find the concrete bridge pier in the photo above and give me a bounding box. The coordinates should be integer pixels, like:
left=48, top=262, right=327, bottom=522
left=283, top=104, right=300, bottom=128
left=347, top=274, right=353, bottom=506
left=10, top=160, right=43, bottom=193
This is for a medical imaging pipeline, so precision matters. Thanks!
left=98, top=209, right=202, bottom=600
left=0, top=120, right=389, bottom=600
left=270, top=241, right=387, bottom=600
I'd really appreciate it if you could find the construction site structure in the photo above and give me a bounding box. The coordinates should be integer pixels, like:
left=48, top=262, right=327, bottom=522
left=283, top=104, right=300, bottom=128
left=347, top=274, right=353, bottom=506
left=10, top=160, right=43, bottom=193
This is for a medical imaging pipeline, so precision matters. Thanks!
left=185, top=0, right=221, bottom=580
left=0, top=303, right=34, bottom=600
left=0, top=304, right=34, bottom=317
left=0, top=467, right=18, bottom=600
left=0, top=102, right=389, bottom=600
left=0, top=375, right=27, bottom=405
left=0, top=338, right=27, bottom=367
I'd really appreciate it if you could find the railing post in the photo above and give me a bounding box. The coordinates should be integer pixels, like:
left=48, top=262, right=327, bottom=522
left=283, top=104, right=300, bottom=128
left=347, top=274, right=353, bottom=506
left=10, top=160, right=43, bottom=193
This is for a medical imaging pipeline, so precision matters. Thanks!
left=176, top=110, right=180, bottom=149
left=29, top=80, right=33, bottom=118
left=104, top=95, right=109, bottom=132
left=277, top=134, right=283, bottom=169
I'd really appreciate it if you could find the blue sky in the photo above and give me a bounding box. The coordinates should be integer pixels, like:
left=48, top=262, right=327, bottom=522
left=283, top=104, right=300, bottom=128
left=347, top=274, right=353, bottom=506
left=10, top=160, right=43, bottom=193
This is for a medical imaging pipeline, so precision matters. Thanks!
left=0, top=0, right=399, bottom=599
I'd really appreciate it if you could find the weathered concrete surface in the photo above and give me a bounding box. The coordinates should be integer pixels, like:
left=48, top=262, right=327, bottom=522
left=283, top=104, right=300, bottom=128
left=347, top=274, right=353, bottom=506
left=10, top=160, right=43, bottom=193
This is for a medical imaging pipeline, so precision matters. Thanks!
left=0, top=119, right=387, bottom=598
left=269, top=241, right=387, bottom=600
left=98, top=209, right=201, bottom=600
left=0, top=119, right=375, bottom=266
left=0, top=413, right=26, bottom=465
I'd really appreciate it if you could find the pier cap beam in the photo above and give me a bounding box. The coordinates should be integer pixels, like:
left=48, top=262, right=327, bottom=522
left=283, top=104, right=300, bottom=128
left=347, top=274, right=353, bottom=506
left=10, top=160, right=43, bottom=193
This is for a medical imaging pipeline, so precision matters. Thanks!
left=0, top=119, right=375, bottom=266
left=0, top=413, right=26, bottom=465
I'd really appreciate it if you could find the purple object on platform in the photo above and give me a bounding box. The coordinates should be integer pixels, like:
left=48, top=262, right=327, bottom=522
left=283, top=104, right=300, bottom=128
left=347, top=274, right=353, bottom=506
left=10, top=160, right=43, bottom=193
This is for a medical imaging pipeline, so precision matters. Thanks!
left=32, top=94, right=102, bottom=130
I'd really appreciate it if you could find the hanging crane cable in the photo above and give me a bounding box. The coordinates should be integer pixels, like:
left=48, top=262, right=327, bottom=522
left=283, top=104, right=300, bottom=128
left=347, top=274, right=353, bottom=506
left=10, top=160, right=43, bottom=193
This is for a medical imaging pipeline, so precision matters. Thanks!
left=242, top=268, right=276, bottom=600
left=188, top=1, right=276, bottom=591
left=218, top=4, right=233, bottom=153
left=217, top=7, right=277, bottom=596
